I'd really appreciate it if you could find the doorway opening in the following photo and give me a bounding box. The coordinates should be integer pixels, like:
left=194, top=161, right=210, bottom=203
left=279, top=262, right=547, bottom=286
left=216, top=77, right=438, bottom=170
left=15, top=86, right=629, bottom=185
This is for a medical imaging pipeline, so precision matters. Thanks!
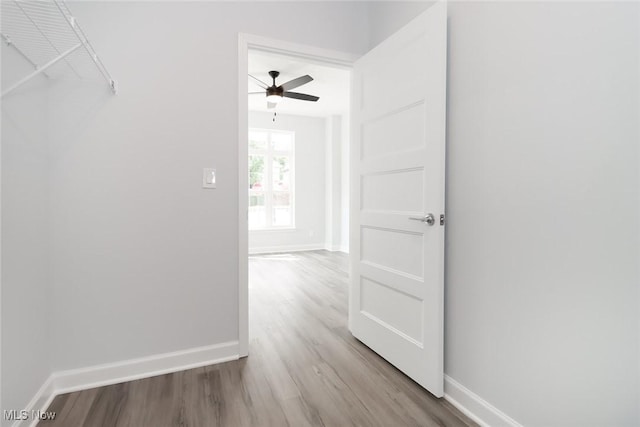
left=238, top=35, right=356, bottom=356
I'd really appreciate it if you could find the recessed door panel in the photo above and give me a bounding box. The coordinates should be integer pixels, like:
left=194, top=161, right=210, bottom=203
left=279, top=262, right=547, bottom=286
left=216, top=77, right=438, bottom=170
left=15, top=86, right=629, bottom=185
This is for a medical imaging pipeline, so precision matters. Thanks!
left=361, top=169, right=424, bottom=213
left=361, top=102, right=425, bottom=160
left=360, top=277, right=423, bottom=344
left=361, top=227, right=423, bottom=278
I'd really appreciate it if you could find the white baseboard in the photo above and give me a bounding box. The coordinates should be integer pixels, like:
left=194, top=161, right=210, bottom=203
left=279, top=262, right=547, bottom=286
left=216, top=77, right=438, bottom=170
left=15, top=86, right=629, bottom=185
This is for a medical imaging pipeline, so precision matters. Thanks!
left=54, top=341, right=239, bottom=394
left=11, top=375, right=56, bottom=427
left=12, top=341, right=239, bottom=427
left=324, top=244, right=349, bottom=253
left=444, top=375, right=523, bottom=427
left=249, top=243, right=326, bottom=254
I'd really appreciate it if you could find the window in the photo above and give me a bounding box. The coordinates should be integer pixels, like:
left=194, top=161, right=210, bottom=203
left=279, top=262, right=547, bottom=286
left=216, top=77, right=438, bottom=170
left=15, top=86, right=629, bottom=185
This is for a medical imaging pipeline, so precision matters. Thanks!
left=249, top=129, right=294, bottom=230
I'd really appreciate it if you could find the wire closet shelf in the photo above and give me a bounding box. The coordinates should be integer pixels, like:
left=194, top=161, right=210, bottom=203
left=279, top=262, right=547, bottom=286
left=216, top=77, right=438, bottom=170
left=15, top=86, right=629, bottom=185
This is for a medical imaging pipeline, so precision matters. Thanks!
left=1, top=0, right=116, bottom=98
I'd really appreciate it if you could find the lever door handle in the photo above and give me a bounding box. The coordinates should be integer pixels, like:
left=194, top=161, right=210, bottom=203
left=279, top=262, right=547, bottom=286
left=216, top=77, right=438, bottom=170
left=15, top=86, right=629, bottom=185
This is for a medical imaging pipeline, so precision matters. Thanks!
left=409, top=213, right=435, bottom=226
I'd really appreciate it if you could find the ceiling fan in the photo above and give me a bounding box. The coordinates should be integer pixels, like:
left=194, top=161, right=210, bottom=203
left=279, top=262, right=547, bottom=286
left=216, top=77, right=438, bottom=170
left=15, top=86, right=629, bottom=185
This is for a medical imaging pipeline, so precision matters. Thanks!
left=249, top=70, right=320, bottom=109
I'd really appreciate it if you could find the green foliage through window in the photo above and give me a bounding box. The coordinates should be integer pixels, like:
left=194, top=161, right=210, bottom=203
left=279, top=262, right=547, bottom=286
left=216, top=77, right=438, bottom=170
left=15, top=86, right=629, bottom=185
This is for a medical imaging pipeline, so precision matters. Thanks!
left=248, top=129, right=294, bottom=229
left=249, top=156, right=264, bottom=189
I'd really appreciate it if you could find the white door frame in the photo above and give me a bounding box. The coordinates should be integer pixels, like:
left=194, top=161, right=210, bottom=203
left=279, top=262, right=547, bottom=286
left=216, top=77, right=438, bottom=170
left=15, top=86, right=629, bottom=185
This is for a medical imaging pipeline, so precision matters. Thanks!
left=237, top=33, right=357, bottom=356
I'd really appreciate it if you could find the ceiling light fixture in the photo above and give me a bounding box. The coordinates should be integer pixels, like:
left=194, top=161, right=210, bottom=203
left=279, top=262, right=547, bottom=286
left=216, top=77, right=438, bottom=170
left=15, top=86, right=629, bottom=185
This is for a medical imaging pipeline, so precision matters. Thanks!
left=266, top=94, right=282, bottom=104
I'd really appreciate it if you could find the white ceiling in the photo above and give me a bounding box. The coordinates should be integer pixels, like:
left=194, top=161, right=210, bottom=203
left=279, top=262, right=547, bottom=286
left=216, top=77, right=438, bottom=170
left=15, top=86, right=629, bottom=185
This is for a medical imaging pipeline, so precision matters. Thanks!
left=248, top=50, right=350, bottom=118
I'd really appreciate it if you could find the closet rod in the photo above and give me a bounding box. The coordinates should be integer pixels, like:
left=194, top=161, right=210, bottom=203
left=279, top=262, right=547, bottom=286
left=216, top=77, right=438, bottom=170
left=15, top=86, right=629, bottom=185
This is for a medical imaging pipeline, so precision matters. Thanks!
left=1, top=42, right=82, bottom=98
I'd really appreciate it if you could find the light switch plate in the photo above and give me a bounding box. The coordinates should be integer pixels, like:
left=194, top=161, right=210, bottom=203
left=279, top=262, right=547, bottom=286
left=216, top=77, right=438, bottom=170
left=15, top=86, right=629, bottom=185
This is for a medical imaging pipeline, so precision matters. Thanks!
left=203, top=168, right=216, bottom=189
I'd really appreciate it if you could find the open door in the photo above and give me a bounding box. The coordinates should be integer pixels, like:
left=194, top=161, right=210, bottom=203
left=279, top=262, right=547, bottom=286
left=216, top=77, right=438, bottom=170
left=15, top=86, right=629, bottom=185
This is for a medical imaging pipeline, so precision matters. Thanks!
left=349, top=2, right=447, bottom=397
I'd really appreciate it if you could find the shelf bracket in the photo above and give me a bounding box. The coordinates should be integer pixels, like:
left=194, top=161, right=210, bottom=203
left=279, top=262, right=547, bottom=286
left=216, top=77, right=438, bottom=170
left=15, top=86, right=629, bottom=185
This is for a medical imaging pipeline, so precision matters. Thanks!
left=1, top=43, right=82, bottom=98
left=2, top=33, right=50, bottom=78
left=53, top=0, right=116, bottom=94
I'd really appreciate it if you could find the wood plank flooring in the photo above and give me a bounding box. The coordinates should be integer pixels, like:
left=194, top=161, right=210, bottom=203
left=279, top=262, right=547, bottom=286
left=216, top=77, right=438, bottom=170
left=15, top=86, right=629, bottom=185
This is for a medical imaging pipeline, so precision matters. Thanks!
left=40, top=251, right=475, bottom=427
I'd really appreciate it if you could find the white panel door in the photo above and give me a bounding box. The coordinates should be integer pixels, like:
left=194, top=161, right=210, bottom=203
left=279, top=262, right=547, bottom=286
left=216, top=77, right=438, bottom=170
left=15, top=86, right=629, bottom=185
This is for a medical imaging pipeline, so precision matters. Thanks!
left=349, top=2, right=447, bottom=397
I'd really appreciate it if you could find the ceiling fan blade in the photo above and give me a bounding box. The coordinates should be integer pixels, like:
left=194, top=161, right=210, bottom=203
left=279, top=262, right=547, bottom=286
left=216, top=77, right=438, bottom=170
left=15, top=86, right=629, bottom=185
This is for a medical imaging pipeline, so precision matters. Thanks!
left=248, top=74, right=268, bottom=89
left=283, top=91, right=319, bottom=102
left=280, top=75, right=313, bottom=91
left=267, top=102, right=277, bottom=109
left=248, top=92, right=265, bottom=95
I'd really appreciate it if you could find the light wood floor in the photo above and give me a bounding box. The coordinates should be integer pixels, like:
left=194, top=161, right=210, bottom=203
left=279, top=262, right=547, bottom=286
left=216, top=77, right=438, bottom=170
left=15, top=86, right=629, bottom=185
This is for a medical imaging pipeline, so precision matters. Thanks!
left=41, top=251, right=475, bottom=427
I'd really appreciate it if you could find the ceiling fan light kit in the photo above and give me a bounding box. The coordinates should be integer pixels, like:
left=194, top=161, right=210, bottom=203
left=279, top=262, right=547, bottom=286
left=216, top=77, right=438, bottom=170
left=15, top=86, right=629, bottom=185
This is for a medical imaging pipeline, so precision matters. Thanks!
left=248, top=70, right=319, bottom=109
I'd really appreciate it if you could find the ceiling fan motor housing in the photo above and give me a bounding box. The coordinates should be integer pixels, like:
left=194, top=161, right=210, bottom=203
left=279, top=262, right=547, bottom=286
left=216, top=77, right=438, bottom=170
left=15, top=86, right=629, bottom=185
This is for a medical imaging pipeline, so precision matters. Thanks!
left=267, top=70, right=283, bottom=97
left=267, top=71, right=284, bottom=98
left=267, top=86, right=284, bottom=97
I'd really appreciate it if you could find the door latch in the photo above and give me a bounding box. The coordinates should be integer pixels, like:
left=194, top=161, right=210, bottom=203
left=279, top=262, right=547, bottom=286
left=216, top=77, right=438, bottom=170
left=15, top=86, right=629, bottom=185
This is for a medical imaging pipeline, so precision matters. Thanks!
left=440, top=214, right=445, bottom=226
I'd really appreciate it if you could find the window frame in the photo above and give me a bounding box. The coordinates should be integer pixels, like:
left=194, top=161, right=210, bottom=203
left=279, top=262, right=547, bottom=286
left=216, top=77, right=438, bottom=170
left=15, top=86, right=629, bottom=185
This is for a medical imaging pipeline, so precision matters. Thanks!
left=248, top=128, right=295, bottom=231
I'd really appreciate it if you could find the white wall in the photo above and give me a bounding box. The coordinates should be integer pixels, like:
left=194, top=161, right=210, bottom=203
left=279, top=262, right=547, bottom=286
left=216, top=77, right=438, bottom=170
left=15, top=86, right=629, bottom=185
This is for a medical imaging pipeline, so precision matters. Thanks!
left=42, top=1, right=369, bottom=372
left=1, top=46, right=51, bottom=425
left=325, top=115, right=344, bottom=252
left=340, top=114, right=350, bottom=253
left=370, top=2, right=639, bottom=426
left=248, top=112, right=326, bottom=253
left=367, top=1, right=433, bottom=49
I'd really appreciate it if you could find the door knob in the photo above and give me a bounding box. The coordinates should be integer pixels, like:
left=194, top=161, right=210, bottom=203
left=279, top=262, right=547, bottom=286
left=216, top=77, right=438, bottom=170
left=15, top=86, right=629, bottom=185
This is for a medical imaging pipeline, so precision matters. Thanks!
left=409, top=213, right=435, bottom=226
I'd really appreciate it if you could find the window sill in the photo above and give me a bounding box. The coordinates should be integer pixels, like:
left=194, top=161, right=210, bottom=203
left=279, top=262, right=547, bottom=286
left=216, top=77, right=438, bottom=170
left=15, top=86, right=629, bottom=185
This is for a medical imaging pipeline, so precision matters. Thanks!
left=250, top=227, right=297, bottom=233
